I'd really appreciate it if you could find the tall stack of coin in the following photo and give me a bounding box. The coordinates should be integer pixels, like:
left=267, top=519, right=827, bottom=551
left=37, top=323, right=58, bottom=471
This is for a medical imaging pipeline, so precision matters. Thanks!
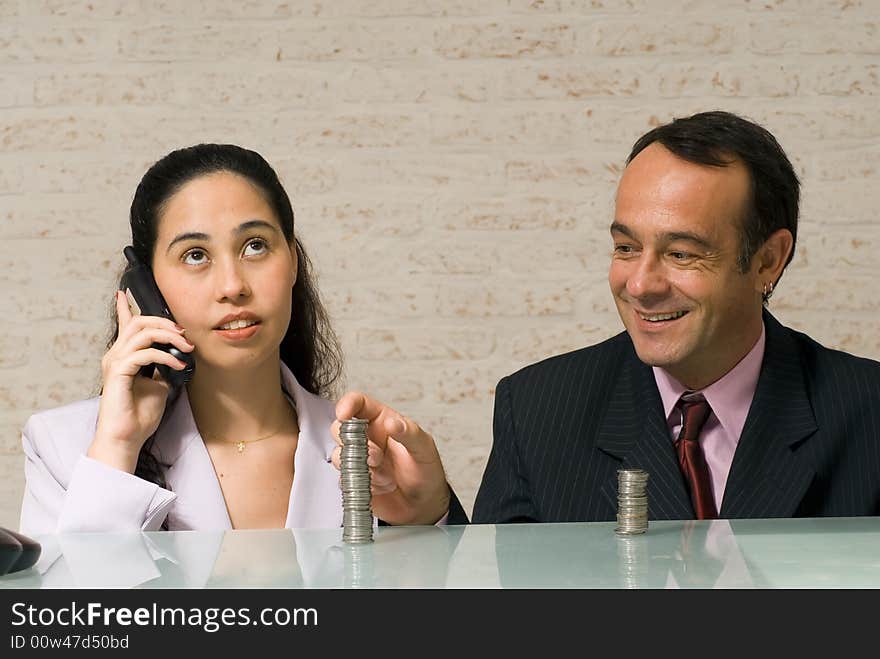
left=615, top=468, right=649, bottom=535
left=340, top=418, right=373, bottom=543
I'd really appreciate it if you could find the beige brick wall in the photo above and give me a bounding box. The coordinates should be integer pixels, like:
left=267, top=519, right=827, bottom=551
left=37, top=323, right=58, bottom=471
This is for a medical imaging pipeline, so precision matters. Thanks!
left=2, top=0, right=879, bottom=529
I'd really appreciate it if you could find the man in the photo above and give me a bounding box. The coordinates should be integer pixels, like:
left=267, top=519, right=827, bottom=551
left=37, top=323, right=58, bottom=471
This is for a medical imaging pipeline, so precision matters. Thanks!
left=333, top=111, right=880, bottom=525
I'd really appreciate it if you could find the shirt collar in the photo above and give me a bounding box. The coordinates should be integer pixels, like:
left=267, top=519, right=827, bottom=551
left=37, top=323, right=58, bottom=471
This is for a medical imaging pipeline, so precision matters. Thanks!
left=653, top=323, right=766, bottom=443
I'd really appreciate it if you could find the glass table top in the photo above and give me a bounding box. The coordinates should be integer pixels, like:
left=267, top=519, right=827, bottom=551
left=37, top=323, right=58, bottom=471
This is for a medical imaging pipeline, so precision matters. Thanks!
left=2, top=517, right=879, bottom=589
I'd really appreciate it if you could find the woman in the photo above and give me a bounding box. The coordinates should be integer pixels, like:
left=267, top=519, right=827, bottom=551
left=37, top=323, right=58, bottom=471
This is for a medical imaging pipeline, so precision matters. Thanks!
left=19, top=144, right=346, bottom=534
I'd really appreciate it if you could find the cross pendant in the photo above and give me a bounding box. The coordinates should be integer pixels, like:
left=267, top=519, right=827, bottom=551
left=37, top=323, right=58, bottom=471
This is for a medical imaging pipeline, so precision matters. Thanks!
left=236, top=441, right=245, bottom=453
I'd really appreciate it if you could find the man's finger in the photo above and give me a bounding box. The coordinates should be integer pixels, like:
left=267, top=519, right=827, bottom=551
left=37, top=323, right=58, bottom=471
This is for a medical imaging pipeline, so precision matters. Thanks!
left=370, top=469, right=397, bottom=495
left=335, top=391, right=403, bottom=450
left=381, top=415, right=438, bottom=462
left=366, top=442, right=383, bottom=468
left=371, top=480, right=398, bottom=496
left=335, top=390, right=387, bottom=424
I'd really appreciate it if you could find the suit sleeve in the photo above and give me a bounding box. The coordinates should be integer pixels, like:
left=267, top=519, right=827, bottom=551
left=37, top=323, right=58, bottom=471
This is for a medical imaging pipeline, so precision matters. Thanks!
left=472, top=376, right=539, bottom=523
left=19, top=413, right=177, bottom=535
left=442, top=485, right=470, bottom=525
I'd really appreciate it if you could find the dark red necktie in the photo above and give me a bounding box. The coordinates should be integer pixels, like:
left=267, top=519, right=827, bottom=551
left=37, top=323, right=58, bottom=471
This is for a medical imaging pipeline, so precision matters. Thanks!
left=675, top=394, right=718, bottom=520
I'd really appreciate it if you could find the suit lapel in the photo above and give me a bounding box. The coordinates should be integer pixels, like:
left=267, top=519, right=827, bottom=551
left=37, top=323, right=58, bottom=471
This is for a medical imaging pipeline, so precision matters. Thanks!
left=720, top=312, right=818, bottom=518
left=596, top=346, right=694, bottom=520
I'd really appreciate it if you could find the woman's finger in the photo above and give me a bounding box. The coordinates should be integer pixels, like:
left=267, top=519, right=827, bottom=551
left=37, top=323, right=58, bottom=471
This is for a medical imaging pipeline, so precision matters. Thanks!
left=116, top=290, right=133, bottom=333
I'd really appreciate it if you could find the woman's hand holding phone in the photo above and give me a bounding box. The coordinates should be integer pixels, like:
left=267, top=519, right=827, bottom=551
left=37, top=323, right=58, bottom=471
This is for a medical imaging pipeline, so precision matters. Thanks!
left=87, top=291, right=195, bottom=474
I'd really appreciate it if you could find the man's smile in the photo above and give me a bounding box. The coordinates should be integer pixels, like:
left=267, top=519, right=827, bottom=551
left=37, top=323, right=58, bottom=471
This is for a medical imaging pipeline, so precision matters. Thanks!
left=637, top=310, right=689, bottom=322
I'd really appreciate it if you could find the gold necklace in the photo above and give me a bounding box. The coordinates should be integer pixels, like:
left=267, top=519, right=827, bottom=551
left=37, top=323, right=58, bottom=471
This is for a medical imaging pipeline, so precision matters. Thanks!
left=203, top=426, right=285, bottom=454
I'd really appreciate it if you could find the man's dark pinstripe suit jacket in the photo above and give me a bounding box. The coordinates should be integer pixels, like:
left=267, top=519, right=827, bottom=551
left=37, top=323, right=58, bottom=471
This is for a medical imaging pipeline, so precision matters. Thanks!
left=462, top=310, right=880, bottom=524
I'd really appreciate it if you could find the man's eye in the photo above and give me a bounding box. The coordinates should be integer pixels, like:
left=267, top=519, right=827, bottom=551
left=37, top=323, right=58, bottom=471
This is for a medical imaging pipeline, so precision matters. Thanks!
left=670, top=251, right=693, bottom=261
left=614, top=244, right=634, bottom=254
left=243, top=239, right=268, bottom=257
left=183, top=249, right=208, bottom=265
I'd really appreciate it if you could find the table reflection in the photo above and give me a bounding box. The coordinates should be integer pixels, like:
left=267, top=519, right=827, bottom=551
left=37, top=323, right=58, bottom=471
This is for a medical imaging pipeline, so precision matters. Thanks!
left=2, top=517, right=878, bottom=589
left=1, top=525, right=464, bottom=589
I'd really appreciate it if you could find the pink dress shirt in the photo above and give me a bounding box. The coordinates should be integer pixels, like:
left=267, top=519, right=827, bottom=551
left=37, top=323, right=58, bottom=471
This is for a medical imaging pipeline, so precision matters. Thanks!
left=652, top=324, right=766, bottom=513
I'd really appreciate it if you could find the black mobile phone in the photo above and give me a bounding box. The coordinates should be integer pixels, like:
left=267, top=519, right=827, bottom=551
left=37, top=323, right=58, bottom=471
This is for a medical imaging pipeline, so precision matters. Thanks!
left=119, top=245, right=195, bottom=388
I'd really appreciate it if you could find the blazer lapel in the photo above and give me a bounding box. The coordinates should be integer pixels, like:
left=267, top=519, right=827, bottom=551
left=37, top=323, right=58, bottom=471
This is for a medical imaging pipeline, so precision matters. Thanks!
left=720, top=312, right=818, bottom=518
left=596, top=347, right=694, bottom=520
left=281, top=365, right=343, bottom=529
left=154, top=389, right=232, bottom=530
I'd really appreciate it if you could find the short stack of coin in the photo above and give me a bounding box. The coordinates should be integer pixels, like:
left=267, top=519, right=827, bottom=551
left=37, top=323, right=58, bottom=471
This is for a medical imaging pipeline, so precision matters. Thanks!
left=341, top=418, right=373, bottom=544
left=615, top=469, right=649, bottom=535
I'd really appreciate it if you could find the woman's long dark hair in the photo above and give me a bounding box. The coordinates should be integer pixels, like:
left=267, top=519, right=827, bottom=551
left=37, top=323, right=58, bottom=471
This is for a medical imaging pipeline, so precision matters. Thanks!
left=104, top=144, right=343, bottom=491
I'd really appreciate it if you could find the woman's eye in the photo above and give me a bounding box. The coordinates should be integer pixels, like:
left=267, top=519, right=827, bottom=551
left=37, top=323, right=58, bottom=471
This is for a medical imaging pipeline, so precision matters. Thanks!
left=243, top=239, right=268, bottom=257
left=182, top=249, right=208, bottom=265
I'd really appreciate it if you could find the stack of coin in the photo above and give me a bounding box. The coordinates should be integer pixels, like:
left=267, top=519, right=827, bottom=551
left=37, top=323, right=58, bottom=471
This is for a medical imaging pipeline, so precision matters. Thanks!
left=340, top=418, right=373, bottom=544
left=615, top=468, right=649, bottom=535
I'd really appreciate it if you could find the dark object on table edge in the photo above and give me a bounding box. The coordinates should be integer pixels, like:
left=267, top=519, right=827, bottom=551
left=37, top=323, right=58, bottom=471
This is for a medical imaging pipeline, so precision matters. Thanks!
left=0, top=527, right=41, bottom=575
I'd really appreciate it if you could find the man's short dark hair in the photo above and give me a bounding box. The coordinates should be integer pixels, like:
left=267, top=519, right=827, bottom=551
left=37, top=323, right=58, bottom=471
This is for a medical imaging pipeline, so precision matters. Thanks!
left=627, top=110, right=800, bottom=276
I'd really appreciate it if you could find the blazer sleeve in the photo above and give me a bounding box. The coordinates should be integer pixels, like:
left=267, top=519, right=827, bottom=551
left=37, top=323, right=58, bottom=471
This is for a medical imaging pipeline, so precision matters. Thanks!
left=471, top=375, right=539, bottom=524
left=19, top=411, right=177, bottom=535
